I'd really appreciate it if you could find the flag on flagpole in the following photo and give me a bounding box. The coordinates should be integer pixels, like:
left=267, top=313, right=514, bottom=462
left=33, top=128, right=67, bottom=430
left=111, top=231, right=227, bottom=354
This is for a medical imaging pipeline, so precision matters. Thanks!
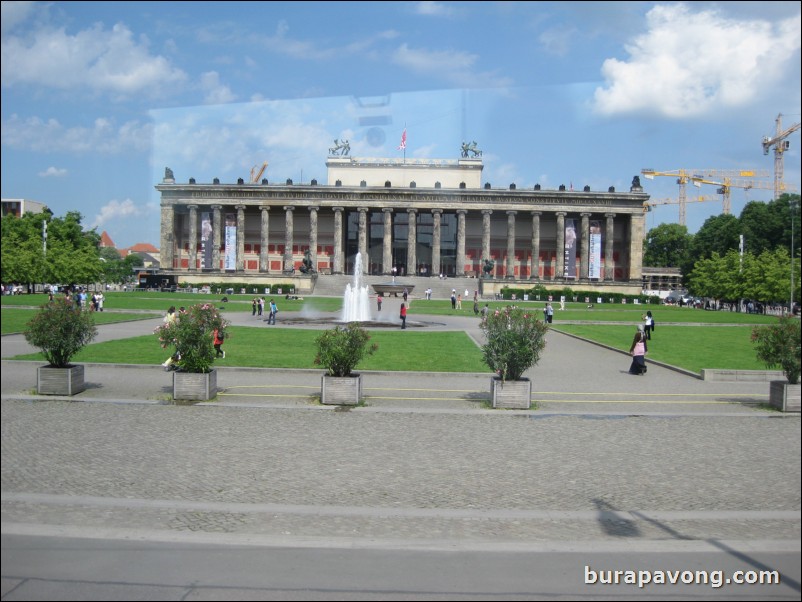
left=397, top=129, right=407, bottom=150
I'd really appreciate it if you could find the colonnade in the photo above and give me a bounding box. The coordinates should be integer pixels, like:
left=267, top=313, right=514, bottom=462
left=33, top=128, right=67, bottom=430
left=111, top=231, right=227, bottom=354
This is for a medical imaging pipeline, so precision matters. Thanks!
left=165, top=203, right=643, bottom=282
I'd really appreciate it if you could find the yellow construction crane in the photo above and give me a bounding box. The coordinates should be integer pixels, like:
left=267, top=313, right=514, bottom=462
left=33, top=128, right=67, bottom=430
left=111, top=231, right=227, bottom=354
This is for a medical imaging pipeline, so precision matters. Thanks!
left=689, top=176, right=780, bottom=215
left=641, top=168, right=769, bottom=224
left=762, top=113, right=801, bottom=200
left=250, top=161, right=268, bottom=183
left=644, top=196, right=717, bottom=225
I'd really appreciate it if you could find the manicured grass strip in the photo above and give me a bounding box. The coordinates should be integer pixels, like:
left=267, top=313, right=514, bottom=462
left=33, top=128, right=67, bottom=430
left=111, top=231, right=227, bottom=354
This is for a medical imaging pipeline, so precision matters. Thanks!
left=2, top=292, right=779, bottom=324
left=0, top=292, right=342, bottom=314
left=11, top=327, right=489, bottom=373
left=1, top=307, right=155, bottom=335
left=553, top=324, right=766, bottom=373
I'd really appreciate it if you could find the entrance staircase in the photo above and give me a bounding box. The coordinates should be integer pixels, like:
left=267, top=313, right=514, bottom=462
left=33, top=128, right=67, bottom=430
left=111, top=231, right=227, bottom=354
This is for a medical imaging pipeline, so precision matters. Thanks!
left=310, top=274, right=485, bottom=301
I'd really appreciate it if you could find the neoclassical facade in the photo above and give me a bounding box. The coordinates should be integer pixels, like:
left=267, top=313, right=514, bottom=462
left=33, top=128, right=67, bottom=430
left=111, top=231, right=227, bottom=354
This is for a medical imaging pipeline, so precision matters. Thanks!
left=157, top=157, right=649, bottom=293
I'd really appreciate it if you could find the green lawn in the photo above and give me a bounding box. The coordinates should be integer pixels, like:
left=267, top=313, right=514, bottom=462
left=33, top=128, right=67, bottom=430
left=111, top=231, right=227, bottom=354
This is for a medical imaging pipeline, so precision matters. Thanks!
left=553, top=324, right=767, bottom=373
left=1, top=307, right=155, bottom=335
left=12, top=327, right=489, bottom=373
left=4, top=291, right=784, bottom=374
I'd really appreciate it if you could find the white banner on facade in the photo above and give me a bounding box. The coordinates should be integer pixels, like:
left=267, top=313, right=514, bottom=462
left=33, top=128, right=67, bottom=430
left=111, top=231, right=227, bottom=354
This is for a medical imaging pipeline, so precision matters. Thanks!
left=224, top=213, right=237, bottom=271
left=589, top=220, right=602, bottom=279
left=564, top=218, right=577, bottom=279
left=201, top=212, right=213, bottom=269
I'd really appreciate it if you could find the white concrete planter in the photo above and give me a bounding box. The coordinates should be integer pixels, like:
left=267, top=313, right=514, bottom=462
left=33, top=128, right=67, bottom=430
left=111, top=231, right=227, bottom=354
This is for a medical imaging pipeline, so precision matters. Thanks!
left=491, top=377, right=531, bottom=409
left=173, top=370, right=217, bottom=401
left=37, top=364, right=86, bottom=396
left=321, top=374, right=362, bottom=405
left=769, top=380, right=801, bottom=412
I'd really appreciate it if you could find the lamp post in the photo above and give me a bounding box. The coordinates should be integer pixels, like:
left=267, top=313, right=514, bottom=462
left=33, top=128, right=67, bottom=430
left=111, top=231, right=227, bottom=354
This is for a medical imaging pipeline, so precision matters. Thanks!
left=792, top=199, right=799, bottom=315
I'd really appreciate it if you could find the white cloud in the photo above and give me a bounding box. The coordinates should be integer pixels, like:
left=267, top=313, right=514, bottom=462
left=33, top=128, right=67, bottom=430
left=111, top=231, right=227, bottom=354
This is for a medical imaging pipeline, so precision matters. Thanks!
left=200, top=71, right=237, bottom=105
left=593, top=4, right=802, bottom=118
left=1, top=17, right=188, bottom=98
left=414, top=2, right=456, bottom=17
left=1, top=114, right=152, bottom=153
left=392, top=43, right=513, bottom=88
left=89, top=198, right=146, bottom=229
left=538, top=27, right=577, bottom=57
left=38, top=166, right=67, bottom=177
left=0, top=1, right=37, bottom=35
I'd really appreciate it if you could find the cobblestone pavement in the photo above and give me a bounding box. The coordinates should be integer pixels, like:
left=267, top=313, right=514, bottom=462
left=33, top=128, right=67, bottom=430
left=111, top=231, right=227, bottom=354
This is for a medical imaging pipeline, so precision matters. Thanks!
left=2, top=309, right=800, bottom=551
left=2, top=399, right=800, bottom=547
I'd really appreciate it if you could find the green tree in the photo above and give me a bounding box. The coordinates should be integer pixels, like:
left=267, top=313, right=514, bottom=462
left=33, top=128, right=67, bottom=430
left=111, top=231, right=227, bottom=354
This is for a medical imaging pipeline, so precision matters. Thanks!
left=1, top=211, right=102, bottom=286
left=682, top=214, right=741, bottom=281
left=643, top=223, right=692, bottom=268
left=739, top=201, right=780, bottom=256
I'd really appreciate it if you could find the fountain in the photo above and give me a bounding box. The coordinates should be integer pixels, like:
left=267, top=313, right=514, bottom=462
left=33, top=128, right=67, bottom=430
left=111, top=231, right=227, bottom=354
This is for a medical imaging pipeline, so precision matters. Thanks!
left=341, top=252, right=372, bottom=322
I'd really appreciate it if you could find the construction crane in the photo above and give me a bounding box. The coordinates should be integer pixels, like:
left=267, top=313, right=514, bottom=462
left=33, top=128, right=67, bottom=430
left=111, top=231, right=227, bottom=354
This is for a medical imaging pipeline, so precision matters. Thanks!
left=689, top=175, right=779, bottom=215
left=641, top=168, right=769, bottom=225
left=762, top=113, right=801, bottom=200
left=644, top=196, right=717, bottom=225
left=250, top=161, right=268, bottom=183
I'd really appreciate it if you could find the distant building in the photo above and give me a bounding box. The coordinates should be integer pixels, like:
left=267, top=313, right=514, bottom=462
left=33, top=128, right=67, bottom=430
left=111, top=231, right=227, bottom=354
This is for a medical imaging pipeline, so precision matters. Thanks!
left=100, top=231, right=161, bottom=267
left=1, top=198, right=47, bottom=217
left=156, top=155, right=649, bottom=295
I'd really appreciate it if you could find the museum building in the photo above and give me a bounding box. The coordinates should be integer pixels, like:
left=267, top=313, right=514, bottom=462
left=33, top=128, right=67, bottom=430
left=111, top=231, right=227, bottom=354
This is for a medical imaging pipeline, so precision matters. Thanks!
left=156, top=155, right=649, bottom=294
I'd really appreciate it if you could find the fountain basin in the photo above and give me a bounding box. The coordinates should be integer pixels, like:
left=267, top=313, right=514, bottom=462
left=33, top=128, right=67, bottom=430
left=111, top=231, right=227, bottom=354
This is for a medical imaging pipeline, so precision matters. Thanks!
left=372, top=283, right=415, bottom=297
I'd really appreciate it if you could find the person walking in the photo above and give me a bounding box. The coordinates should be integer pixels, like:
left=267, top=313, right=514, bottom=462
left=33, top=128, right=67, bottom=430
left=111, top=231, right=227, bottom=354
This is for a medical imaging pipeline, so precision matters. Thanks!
left=546, top=302, right=554, bottom=324
left=377, top=294, right=383, bottom=312
left=252, top=298, right=258, bottom=317
left=399, top=302, right=407, bottom=329
left=643, top=310, right=654, bottom=340
left=268, top=299, right=278, bottom=324
left=628, top=325, right=648, bottom=375
left=451, top=290, right=457, bottom=310
left=213, top=327, right=226, bottom=359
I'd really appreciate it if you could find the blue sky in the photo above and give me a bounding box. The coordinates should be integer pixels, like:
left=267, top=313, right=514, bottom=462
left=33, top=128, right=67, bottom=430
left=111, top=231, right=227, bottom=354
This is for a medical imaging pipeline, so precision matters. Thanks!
left=2, top=1, right=800, bottom=249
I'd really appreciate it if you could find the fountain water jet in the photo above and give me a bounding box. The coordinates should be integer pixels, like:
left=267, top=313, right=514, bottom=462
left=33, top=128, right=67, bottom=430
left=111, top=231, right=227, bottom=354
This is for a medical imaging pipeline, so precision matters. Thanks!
left=341, top=252, right=372, bottom=322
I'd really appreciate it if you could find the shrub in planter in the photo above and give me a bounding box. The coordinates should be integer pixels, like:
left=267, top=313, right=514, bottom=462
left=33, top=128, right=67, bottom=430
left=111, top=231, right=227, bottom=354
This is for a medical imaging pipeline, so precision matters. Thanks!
left=751, top=316, right=801, bottom=384
left=24, top=297, right=98, bottom=367
left=155, top=303, right=230, bottom=373
left=314, top=322, right=378, bottom=377
left=480, top=307, right=548, bottom=382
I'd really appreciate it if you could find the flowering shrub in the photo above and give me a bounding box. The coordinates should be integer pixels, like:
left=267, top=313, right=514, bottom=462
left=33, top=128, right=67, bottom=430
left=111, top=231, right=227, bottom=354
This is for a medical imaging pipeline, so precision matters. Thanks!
left=751, top=316, right=801, bottom=384
left=314, top=322, right=378, bottom=377
left=24, top=297, right=98, bottom=367
left=155, top=303, right=229, bottom=374
left=480, top=307, right=548, bottom=382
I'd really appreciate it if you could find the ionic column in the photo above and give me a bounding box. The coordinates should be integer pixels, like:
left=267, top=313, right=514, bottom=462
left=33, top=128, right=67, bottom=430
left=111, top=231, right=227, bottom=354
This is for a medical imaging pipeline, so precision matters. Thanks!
left=358, top=207, right=368, bottom=274
left=159, top=204, right=176, bottom=270
left=259, top=207, right=270, bottom=273
left=456, top=209, right=467, bottom=276
left=628, top=212, right=645, bottom=282
left=212, top=205, right=222, bottom=271
left=604, top=213, right=616, bottom=281
left=580, top=212, right=591, bottom=280
left=309, top=206, right=319, bottom=270
left=556, top=212, right=566, bottom=280
left=432, top=209, right=442, bottom=278
left=481, top=209, right=492, bottom=266
left=333, top=207, right=344, bottom=274
left=407, top=208, right=417, bottom=276
left=530, top=211, right=541, bottom=280
left=187, top=205, right=198, bottom=271
left=505, top=211, right=516, bottom=279
left=382, top=209, right=393, bottom=275
left=236, top=205, right=246, bottom=272
left=283, top=206, right=295, bottom=272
